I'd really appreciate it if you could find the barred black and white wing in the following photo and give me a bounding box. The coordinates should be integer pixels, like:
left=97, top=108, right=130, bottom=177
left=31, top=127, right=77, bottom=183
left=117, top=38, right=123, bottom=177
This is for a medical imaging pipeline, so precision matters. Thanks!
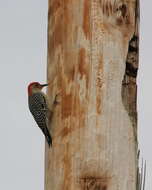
left=28, top=92, right=52, bottom=146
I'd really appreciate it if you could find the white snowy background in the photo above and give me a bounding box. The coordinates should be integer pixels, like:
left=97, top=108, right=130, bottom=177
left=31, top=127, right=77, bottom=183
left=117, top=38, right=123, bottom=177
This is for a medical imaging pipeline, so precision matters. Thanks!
left=0, top=0, right=151, bottom=189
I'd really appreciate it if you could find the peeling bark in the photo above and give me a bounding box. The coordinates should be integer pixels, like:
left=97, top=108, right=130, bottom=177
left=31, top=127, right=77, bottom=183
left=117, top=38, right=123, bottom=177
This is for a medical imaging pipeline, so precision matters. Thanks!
left=46, top=0, right=139, bottom=189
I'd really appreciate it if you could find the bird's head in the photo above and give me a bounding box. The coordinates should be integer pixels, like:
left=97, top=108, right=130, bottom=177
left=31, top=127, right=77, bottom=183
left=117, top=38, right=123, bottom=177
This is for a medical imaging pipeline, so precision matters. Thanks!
left=28, top=82, right=48, bottom=96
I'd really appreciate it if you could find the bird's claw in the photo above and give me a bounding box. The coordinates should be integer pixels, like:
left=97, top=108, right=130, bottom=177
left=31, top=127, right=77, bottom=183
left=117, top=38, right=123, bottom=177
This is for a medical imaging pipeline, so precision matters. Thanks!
left=54, top=91, right=61, bottom=105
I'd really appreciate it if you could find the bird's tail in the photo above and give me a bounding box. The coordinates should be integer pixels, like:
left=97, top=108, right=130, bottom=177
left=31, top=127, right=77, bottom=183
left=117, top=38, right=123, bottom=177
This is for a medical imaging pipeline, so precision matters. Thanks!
left=42, top=127, right=52, bottom=147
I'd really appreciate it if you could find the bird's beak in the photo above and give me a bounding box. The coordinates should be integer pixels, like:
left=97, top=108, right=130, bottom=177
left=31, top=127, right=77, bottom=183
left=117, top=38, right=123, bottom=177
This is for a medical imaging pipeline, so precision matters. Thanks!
left=40, top=83, right=48, bottom=88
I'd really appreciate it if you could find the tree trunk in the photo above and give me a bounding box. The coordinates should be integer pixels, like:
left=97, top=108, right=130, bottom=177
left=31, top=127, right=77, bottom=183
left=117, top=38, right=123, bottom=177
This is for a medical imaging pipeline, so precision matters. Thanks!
left=46, top=0, right=139, bottom=189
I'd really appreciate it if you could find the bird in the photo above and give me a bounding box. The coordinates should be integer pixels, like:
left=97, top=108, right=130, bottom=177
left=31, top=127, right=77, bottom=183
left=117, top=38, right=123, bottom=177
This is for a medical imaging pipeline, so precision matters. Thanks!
left=28, top=82, right=52, bottom=147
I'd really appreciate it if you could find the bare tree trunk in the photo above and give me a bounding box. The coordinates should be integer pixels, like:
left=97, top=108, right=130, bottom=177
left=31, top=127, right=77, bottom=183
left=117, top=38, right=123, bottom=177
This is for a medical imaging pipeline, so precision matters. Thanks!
left=46, top=0, right=139, bottom=189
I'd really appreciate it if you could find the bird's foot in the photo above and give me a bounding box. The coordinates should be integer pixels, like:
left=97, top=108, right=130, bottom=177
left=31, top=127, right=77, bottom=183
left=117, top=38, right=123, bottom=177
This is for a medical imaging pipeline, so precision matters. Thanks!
left=54, top=91, right=61, bottom=105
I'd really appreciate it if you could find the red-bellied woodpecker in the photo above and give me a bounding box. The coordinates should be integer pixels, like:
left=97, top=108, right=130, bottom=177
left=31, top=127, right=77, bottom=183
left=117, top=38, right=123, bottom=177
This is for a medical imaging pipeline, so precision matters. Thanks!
left=28, top=82, right=52, bottom=147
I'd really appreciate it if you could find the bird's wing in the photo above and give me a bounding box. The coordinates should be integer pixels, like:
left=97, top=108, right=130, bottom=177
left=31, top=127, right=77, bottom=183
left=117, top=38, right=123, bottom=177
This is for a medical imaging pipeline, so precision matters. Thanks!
left=28, top=93, right=48, bottom=124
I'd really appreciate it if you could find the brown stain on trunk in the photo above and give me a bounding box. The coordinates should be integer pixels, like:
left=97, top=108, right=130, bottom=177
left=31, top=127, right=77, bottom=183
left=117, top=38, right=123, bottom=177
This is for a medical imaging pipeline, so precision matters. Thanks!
left=49, top=0, right=74, bottom=50
left=64, top=51, right=76, bottom=82
left=96, top=56, right=103, bottom=115
left=78, top=48, right=89, bottom=88
left=61, top=93, right=73, bottom=119
left=96, top=94, right=102, bottom=115
left=51, top=0, right=62, bottom=13
left=83, top=0, right=91, bottom=39
left=79, top=177, right=109, bottom=190
left=78, top=48, right=86, bottom=78
left=60, top=89, right=86, bottom=139
left=63, top=0, right=72, bottom=38
left=60, top=126, right=73, bottom=138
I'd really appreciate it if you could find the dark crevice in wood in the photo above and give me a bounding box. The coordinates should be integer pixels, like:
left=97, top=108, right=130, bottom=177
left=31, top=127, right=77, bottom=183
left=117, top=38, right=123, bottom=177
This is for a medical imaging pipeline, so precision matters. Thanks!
left=79, top=177, right=109, bottom=190
left=126, top=61, right=138, bottom=78
left=120, top=4, right=127, bottom=18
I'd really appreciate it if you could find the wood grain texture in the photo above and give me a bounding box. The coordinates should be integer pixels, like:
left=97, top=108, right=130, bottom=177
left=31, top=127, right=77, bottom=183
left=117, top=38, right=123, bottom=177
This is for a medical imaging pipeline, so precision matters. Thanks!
left=46, top=0, right=139, bottom=189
